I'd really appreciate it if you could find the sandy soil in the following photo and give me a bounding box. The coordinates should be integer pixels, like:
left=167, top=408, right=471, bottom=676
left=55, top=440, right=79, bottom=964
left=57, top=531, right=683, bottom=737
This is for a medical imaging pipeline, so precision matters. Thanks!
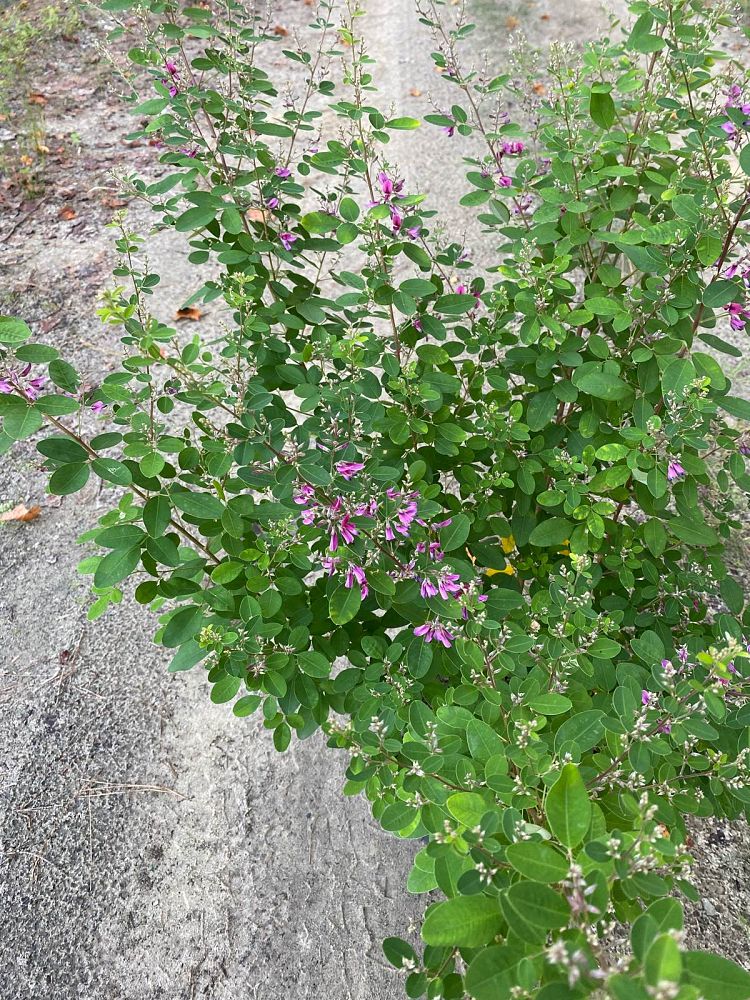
left=1, top=1, right=749, bottom=998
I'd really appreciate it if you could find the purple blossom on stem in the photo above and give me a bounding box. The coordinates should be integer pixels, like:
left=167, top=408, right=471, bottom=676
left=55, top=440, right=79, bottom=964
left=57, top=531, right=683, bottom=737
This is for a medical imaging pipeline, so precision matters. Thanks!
left=390, top=205, right=403, bottom=234
left=275, top=166, right=292, bottom=178
left=345, top=564, right=369, bottom=599
left=442, top=125, right=455, bottom=137
left=726, top=301, right=750, bottom=331
left=279, top=232, right=298, bottom=252
left=91, top=401, right=106, bottom=415
left=722, top=121, right=738, bottom=137
left=406, top=226, right=421, bottom=241
left=335, top=460, right=365, bottom=481
left=498, top=175, right=513, bottom=188
left=413, top=622, right=454, bottom=648
left=376, top=171, right=403, bottom=202
left=0, top=364, right=47, bottom=401
left=266, top=196, right=280, bottom=209
left=322, top=556, right=340, bottom=576
left=500, top=140, right=525, bottom=156
left=667, top=459, right=686, bottom=482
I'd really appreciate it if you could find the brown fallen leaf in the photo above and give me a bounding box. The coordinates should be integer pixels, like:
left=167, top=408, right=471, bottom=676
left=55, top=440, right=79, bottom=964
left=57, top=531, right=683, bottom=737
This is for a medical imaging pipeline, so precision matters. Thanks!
left=28, top=92, right=48, bottom=106
left=409, top=87, right=422, bottom=98
left=58, top=206, right=76, bottom=220
left=533, top=82, right=547, bottom=95
left=273, top=24, right=288, bottom=36
left=102, top=195, right=128, bottom=209
left=0, top=503, right=42, bottom=523
left=175, top=306, right=202, bottom=321
left=540, top=13, right=550, bottom=20
left=506, top=15, right=520, bottom=29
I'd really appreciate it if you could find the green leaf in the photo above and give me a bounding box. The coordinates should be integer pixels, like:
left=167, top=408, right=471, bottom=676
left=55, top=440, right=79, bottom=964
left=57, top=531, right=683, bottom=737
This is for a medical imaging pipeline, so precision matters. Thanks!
left=168, top=640, right=208, bottom=673
left=502, top=881, right=570, bottom=931
left=175, top=205, right=217, bottom=231
left=93, top=545, right=141, bottom=588
left=48, top=359, right=80, bottom=393
left=0, top=315, right=32, bottom=345
left=668, top=517, right=720, bottom=547
left=162, top=605, right=204, bottom=647
left=339, top=197, right=360, bottom=222
left=717, top=396, right=750, bottom=421
left=440, top=512, right=471, bottom=551
left=554, top=710, right=605, bottom=753
left=144, top=495, right=172, bottom=537
left=661, top=357, right=695, bottom=398
left=465, top=946, right=525, bottom=1000
left=545, top=763, right=591, bottom=848
left=447, top=792, right=488, bottom=827
left=683, top=952, right=750, bottom=999
left=4, top=404, right=43, bottom=440
left=96, top=524, right=146, bottom=549
left=301, top=211, right=338, bottom=234
left=329, top=584, right=362, bottom=625
left=49, top=462, right=90, bottom=496
left=528, top=693, right=572, bottom=716
left=703, top=280, right=738, bottom=309
left=576, top=371, right=632, bottom=401
left=588, top=637, right=622, bottom=660
left=505, top=842, right=569, bottom=883
left=644, top=934, right=682, bottom=988
left=740, top=144, right=750, bottom=178
left=91, top=457, right=132, bottom=486
left=386, top=116, right=421, bottom=129
left=171, top=491, right=224, bottom=519
left=297, top=649, right=331, bottom=678
left=421, top=895, right=503, bottom=947
left=630, top=629, right=665, bottom=664
left=590, top=89, right=615, bottom=129
left=467, top=718, right=505, bottom=761
left=529, top=518, right=573, bottom=547
left=37, top=436, right=89, bottom=464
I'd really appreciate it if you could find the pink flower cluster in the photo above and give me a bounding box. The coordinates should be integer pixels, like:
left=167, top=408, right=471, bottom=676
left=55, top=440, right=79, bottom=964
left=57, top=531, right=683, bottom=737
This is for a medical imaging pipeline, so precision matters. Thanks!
left=162, top=59, right=180, bottom=98
left=0, top=364, right=46, bottom=401
left=721, top=84, right=750, bottom=139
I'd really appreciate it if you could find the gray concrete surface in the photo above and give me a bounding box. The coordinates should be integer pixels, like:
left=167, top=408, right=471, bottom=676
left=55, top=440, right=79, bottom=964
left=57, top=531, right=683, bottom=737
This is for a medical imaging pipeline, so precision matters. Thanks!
left=1, top=1, right=749, bottom=998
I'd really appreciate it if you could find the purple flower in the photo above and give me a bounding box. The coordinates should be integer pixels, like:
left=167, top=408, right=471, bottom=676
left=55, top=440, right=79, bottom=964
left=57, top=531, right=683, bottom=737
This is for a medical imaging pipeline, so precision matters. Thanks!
left=513, top=194, right=534, bottom=216
left=413, top=622, right=454, bottom=648
left=294, top=484, right=316, bottom=506
left=91, top=401, right=106, bottom=415
left=641, top=689, right=653, bottom=706
left=437, top=572, right=463, bottom=599
left=726, top=84, right=743, bottom=108
left=322, top=556, right=339, bottom=576
left=420, top=578, right=439, bottom=599
left=165, top=59, right=179, bottom=78
left=279, top=232, right=298, bottom=252
left=726, top=301, right=750, bottom=331
left=266, top=196, right=280, bottom=209
left=345, top=563, right=368, bottom=598
left=390, top=205, right=403, bottom=234
left=413, top=317, right=423, bottom=332
left=275, top=166, right=292, bottom=178
left=336, top=460, right=365, bottom=480
left=500, top=140, right=525, bottom=156
left=667, top=460, right=686, bottom=482
left=407, top=226, right=421, bottom=240
left=498, top=175, right=513, bottom=188
left=722, top=121, right=738, bottom=137
left=377, top=171, right=403, bottom=201
left=677, top=645, right=689, bottom=664
left=442, top=125, right=455, bottom=137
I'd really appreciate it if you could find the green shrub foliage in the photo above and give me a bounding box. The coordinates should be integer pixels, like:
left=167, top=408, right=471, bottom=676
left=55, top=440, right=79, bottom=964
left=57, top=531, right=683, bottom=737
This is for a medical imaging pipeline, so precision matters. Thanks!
left=3, top=0, right=750, bottom=995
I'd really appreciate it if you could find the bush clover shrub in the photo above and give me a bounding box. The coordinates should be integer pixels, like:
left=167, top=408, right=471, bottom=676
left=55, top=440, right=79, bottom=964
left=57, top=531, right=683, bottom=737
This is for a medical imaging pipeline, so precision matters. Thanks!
left=4, top=0, right=750, bottom=995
